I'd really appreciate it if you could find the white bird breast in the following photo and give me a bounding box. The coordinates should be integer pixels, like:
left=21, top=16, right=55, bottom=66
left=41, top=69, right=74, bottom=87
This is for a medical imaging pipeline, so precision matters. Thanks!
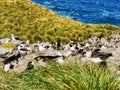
left=4, top=63, right=10, bottom=72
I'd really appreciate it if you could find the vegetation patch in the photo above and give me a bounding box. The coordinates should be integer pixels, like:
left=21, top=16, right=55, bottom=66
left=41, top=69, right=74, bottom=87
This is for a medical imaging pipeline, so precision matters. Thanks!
left=0, top=1, right=120, bottom=90
left=0, top=42, right=15, bottom=48
left=0, top=63, right=120, bottom=90
left=0, top=0, right=120, bottom=43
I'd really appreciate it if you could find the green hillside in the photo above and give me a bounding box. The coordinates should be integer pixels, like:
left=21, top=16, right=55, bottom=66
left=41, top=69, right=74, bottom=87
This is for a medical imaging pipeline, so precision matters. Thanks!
left=0, top=0, right=120, bottom=43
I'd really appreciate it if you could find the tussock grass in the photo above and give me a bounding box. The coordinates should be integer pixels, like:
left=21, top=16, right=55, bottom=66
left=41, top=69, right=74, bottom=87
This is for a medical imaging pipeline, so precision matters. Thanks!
left=0, top=1, right=120, bottom=89
left=0, top=0, right=120, bottom=43
left=0, top=63, right=120, bottom=90
left=0, top=0, right=120, bottom=90
left=0, top=42, right=15, bottom=48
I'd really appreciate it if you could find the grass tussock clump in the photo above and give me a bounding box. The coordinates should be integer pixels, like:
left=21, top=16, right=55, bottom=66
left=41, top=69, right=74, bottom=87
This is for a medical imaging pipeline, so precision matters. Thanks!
left=0, top=63, right=120, bottom=90
left=0, top=42, right=15, bottom=48
left=0, top=0, right=120, bottom=43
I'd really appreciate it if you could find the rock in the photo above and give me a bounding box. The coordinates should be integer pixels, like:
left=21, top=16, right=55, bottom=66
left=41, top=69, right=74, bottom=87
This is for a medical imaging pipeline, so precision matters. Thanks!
left=100, top=48, right=116, bottom=54
left=112, top=48, right=120, bottom=58
left=38, top=60, right=46, bottom=66
left=0, top=38, right=10, bottom=44
left=0, top=48, right=13, bottom=55
left=56, top=57, right=65, bottom=64
left=34, top=50, right=60, bottom=57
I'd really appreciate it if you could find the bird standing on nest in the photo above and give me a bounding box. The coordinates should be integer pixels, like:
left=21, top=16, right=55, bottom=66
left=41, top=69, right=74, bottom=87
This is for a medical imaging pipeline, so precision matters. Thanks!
left=11, top=34, right=21, bottom=45
left=11, top=34, right=20, bottom=41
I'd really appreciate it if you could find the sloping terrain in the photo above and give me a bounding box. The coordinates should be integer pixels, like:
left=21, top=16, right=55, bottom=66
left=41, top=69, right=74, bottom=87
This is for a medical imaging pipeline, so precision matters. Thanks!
left=0, top=1, right=120, bottom=90
left=0, top=0, right=120, bottom=43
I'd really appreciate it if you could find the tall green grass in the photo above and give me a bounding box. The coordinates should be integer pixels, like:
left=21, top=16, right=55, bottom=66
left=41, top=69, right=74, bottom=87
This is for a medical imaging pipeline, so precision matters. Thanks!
left=0, top=62, right=119, bottom=90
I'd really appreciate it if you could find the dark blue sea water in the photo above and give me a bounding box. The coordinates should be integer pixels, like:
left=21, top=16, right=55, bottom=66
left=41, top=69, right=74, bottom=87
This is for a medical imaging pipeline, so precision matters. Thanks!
left=31, top=0, right=120, bottom=26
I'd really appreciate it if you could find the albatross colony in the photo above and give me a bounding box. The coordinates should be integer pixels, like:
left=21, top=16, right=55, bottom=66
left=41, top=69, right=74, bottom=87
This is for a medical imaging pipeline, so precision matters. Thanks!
left=0, top=33, right=120, bottom=72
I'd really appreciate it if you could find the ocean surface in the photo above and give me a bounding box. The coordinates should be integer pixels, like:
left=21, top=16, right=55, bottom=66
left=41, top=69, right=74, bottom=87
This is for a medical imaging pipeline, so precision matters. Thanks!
left=31, top=0, right=120, bottom=26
